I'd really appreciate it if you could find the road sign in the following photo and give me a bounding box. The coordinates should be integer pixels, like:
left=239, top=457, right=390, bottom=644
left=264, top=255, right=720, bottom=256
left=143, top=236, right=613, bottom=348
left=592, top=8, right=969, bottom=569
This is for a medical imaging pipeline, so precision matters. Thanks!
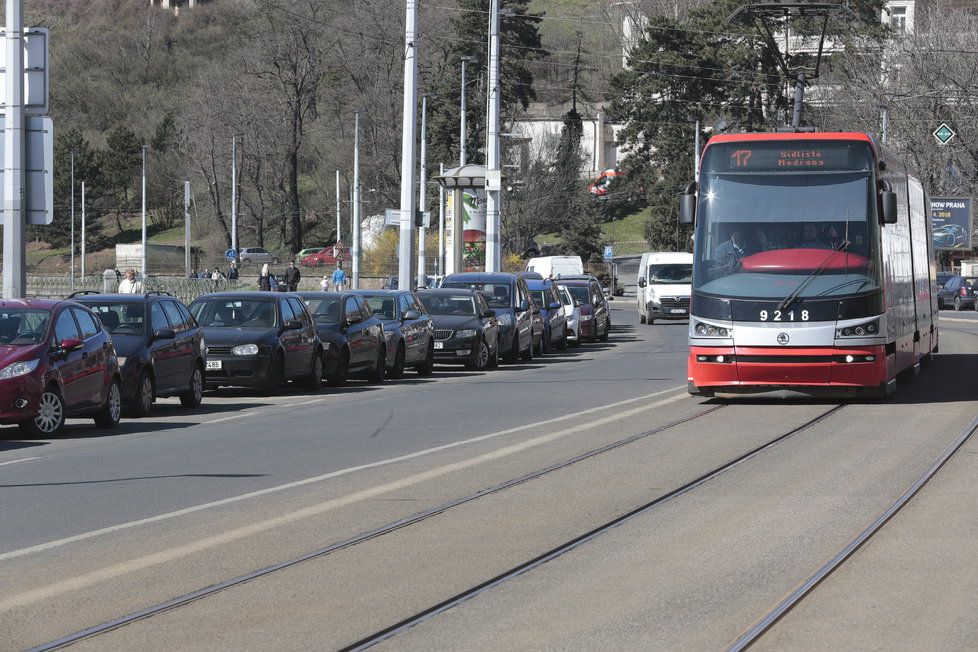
left=384, top=208, right=400, bottom=226
left=0, top=114, right=53, bottom=225
left=225, top=248, right=237, bottom=261
left=934, top=123, right=956, bottom=145
left=0, top=28, right=48, bottom=115
left=603, top=245, right=614, bottom=261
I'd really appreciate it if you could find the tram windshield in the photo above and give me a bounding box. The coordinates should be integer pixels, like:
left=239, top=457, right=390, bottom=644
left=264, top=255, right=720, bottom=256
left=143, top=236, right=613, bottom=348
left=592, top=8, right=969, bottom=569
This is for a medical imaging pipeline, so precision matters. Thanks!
left=693, top=140, right=882, bottom=300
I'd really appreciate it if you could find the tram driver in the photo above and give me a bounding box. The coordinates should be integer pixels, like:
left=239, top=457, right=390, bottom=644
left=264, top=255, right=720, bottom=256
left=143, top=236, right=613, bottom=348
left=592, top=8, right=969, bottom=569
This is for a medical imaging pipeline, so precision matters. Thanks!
left=714, top=229, right=747, bottom=274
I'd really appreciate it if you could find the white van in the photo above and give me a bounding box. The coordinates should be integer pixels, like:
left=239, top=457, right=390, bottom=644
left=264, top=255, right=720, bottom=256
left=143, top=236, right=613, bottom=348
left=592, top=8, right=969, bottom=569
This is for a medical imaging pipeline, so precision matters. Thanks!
left=525, top=255, right=583, bottom=279
left=637, top=252, right=693, bottom=324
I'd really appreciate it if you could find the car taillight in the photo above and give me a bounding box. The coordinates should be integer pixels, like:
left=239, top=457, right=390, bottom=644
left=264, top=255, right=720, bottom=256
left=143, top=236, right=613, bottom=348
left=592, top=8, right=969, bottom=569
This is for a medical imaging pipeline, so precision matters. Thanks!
left=961, top=287, right=968, bottom=296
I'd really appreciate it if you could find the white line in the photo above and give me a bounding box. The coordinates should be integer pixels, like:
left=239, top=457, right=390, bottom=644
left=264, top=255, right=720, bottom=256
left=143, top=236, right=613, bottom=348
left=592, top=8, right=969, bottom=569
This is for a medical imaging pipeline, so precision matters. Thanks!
left=0, top=385, right=685, bottom=564
left=939, top=317, right=978, bottom=325
left=0, top=391, right=689, bottom=610
left=279, top=398, right=323, bottom=408
left=206, top=413, right=250, bottom=424
left=0, top=457, right=41, bottom=467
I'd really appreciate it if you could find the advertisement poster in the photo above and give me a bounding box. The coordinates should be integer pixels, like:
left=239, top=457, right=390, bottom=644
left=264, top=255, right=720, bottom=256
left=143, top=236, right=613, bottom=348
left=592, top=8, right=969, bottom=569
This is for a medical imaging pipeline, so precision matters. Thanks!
left=931, top=197, right=972, bottom=250
left=462, top=188, right=486, bottom=272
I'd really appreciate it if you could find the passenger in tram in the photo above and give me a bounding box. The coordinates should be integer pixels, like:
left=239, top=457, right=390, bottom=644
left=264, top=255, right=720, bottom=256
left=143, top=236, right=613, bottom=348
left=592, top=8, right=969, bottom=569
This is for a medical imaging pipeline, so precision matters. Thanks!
left=797, top=223, right=830, bottom=249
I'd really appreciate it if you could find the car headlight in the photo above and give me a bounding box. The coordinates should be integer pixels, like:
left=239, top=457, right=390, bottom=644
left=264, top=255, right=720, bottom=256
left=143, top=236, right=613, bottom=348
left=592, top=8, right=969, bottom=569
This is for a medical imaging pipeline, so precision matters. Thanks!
left=232, top=344, right=260, bottom=356
left=581, top=314, right=593, bottom=321
left=116, top=356, right=128, bottom=367
left=836, top=319, right=880, bottom=338
left=496, top=313, right=513, bottom=326
left=693, top=321, right=731, bottom=337
left=0, top=359, right=39, bottom=380
left=455, top=329, right=477, bottom=339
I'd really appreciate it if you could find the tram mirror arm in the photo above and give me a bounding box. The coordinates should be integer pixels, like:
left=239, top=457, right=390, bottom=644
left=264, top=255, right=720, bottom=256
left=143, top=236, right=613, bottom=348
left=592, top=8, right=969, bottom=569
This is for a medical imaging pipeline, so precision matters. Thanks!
left=679, top=181, right=696, bottom=226
left=880, top=180, right=897, bottom=225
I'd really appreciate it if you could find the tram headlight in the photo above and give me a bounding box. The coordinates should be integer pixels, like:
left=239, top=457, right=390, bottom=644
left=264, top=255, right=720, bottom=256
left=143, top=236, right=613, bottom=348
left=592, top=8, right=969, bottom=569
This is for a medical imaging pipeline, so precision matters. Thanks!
left=693, top=321, right=729, bottom=337
left=836, top=319, right=880, bottom=338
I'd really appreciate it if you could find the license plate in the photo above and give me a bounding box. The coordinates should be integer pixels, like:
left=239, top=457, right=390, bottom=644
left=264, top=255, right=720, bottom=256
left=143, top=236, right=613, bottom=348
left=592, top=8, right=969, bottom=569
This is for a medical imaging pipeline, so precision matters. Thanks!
left=206, top=360, right=222, bottom=370
left=433, top=342, right=444, bottom=350
left=670, top=309, right=687, bottom=314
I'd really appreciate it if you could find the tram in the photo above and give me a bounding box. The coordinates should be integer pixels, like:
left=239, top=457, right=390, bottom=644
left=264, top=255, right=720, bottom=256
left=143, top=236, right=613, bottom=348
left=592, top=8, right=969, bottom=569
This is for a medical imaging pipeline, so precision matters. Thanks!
left=681, top=132, right=937, bottom=397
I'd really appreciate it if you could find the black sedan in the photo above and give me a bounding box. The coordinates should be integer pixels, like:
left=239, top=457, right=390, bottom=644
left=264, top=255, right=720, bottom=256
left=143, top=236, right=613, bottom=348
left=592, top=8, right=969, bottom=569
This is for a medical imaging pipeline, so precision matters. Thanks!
left=297, top=292, right=386, bottom=386
left=415, top=289, right=499, bottom=370
left=353, top=290, right=435, bottom=378
left=73, top=291, right=205, bottom=416
left=188, top=292, right=323, bottom=392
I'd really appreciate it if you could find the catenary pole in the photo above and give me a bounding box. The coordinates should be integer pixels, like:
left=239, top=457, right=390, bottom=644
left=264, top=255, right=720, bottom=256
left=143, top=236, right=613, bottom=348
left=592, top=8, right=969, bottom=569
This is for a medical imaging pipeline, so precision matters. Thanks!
left=438, top=163, right=445, bottom=277
left=485, top=0, right=502, bottom=272
left=80, top=182, right=86, bottom=277
left=70, top=152, right=75, bottom=288
left=353, top=112, right=361, bottom=289
left=184, top=180, right=191, bottom=277
left=231, top=134, right=238, bottom=257
left=398, top=0, right=419, bottom=291
left=335, top=169, right=341, bottom=245
left=460, top=57, right=469, bottom=167
left=141, top=145, right=148, bottom=280
left=418, top=95, right=428, bottom=288
left=2, top=0, right=26, bottom=299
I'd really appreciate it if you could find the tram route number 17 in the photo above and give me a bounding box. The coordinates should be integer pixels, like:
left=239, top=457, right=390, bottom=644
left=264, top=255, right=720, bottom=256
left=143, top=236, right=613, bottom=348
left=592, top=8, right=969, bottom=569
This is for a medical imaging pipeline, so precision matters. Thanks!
left=760, top=309, right=809, bottom=322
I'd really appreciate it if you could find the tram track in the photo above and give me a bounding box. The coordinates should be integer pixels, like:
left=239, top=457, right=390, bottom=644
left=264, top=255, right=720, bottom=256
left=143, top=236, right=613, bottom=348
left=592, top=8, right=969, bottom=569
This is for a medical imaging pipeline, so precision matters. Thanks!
left=339, top=403, right=846, bottom=651
left=726, top=409, right=978, bottom=651
left=27, top=399, right=722, bottom=651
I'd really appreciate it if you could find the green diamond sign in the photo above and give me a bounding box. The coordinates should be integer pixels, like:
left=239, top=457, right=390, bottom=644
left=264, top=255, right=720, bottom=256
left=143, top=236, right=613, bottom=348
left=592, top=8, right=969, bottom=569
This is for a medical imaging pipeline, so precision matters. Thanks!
left=934, top=123, right=956, bottom=145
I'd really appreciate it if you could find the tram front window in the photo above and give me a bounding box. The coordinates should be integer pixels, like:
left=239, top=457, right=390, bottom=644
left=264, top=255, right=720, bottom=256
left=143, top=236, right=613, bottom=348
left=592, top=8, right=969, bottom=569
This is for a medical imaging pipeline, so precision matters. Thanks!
left=693, top=141, right=882, bottom=300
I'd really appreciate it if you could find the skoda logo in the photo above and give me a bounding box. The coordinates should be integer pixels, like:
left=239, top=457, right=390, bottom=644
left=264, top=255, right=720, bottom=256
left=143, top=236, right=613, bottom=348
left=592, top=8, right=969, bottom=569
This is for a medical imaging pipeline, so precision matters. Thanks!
left=777, top=332, right=790, bottom=345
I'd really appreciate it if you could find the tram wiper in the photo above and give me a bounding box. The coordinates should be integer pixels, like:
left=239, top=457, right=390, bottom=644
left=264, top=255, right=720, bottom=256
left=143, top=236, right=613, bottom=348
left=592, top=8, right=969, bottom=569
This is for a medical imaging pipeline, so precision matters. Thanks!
left=777, top=240, right=851, bottom=313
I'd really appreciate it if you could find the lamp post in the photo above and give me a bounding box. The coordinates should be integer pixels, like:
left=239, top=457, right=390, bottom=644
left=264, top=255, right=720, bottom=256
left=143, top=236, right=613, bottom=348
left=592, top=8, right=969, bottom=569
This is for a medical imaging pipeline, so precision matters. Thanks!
left=460, top=55, right=476, bottom=167
left=438, top=163, right=445, bottom=276
left=398, top=0, right=419, bottom=291
left=418, top=94, right=431, bottom=288
left=353, top=111, right=362, bottom=289
left=484, top=2, right=510, bottom=272
left=81, top=182, right=86, bottom=277
left=141, top=145, right=148, bottom=280
left=231, top=133, right=240, bottom=258
left=70, top=151, right=75, bottom=288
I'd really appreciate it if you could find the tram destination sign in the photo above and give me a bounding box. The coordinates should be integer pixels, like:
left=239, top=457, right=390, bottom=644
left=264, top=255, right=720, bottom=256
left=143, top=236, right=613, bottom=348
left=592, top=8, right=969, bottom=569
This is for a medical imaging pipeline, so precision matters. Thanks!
left=931, top=197, right=972, bottom=251
left=709, top=141, right=868, bottom=173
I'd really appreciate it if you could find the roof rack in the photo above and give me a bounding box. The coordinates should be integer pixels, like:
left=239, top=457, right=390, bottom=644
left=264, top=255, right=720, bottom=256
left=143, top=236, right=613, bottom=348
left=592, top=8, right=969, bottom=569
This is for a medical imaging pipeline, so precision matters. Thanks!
left=67, top=290, right=102, bottom=299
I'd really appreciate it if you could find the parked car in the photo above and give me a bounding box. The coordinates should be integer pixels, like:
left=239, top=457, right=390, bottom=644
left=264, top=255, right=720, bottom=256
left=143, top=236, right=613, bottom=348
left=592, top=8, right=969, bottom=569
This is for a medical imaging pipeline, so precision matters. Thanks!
left=72, top=291, right=205, bottom=416
left=526, top=278, right=568, bottom=353
left=415, top=289, right=499, bottom=370
left=524, top=255, right=583, bottom=278
left=237, top=247, right=281, bottom=266
left=636, top=252, right=693, bottom=325
left=936, top=272, right=954, bottom=291
left=297, top=292, right=386, bottom=386
left=297, top=247, right=325, bottom=259
left=559, top=279, right=610, bottom=342
left=936, top=275, right=978, bottom=310
left=301, top=245, right=348, bottom=268
left=441, top=272, right=534, bottom=362
left=188, top=292, right=323, bottom=391
left=381, top=275, right=437, bottom=290
left=0, top=299, right=122, bottom=436
left=354, top=290, right=435, bottom=378
left=558, top=284, right=581, bottom=347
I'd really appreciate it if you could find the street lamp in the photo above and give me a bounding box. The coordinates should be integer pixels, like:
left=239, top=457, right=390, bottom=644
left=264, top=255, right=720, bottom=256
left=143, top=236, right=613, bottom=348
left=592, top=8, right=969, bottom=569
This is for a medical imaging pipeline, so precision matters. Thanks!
left=141, top=145, right=149, bottom=280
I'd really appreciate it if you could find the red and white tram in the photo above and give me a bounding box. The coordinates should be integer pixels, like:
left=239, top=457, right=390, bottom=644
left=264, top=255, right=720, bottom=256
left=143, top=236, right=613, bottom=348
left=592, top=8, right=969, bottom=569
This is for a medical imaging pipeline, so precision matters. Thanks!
left=681, top=132, right=937, bottom=397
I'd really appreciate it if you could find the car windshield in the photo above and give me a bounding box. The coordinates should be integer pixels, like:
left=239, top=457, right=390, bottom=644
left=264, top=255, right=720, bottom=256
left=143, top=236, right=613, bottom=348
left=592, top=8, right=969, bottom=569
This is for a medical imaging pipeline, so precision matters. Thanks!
left=964, top=278, right=978, bottom=287
left=559, top=288, right=573, bottom=306
left=85, top=303, right=145, bottom=335
left=648, top=264, right=692, bottom=284
left=304, top=298, right=342, bottom=323
left=191, top=298, right=277, bottom=328
left=442, top=282, right=511, bottom=307
left=418, top=294, right=477, bottom=316
left=563, top=286, right=590, bottom=304
left=362, top=296, right=396, bottom=320
left=0, top=309, right=50, bottom=345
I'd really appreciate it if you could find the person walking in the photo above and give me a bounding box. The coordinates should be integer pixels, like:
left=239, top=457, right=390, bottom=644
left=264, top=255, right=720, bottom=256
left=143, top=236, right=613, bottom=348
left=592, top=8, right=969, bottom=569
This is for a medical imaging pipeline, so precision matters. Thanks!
left=284, top=260, right=301, bottom=292
left=320, top=275, right=330, bottom=291
left=118, top=269, right=143, bottom=294
left=331, top=261, right=347, bottom=291
left=258, top=263, right=277, bottom=292
left=227, top=261, right=239, bottom=281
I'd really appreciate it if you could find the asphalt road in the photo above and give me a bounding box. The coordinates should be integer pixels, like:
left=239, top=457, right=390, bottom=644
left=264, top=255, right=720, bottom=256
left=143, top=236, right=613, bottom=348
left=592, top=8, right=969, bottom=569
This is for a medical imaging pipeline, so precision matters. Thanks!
left=2, top=302, right=977, bottom=650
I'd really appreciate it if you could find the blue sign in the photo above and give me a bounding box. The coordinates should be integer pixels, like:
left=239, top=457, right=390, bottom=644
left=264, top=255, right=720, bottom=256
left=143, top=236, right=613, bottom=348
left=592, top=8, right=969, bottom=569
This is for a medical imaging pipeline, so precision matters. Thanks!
left=603, top=245, right=614, bottom=261
left=225, top=248, right=238, bottom=261
left=931, top=197, right=972, bottom=251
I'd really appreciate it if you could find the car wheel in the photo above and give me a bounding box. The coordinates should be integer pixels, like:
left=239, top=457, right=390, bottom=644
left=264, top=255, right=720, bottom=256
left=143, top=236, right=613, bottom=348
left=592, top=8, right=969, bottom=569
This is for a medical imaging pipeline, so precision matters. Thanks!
left=94, top=379, right=122, bottom=429
left=180, top=364, right=204, bottom=407
left=556, top=332, right=567, bottom=350
left=648, top=317, right=655, bottom=326
left=600, top=321, right=610, bottom=342
left=640, top=313, right=647, bottom=324
left=19, top=387, right=65, bottom=437
left=542, top=330, right=551, bottom=354
left=390, top=343, right=406, bottom=379
left=520, top=337, right=534, bottom=361
left=369, top=349, right=386, bottom=384
left=504, top=333, right=520, bottom=363
left=129, top=370, right=154, bottom=417
left=416, top=340, right=434, bottom=376
left=466, top=339, right=490, bottom=370
left=265, top=354, right=285, bottom=393
left=327, top=349, right=350, bottom=387
left=305, top=352, right=324, bottom=391
left=488, top=343, right=499, bottom=368
left=954, top=297, right=962, bottom=311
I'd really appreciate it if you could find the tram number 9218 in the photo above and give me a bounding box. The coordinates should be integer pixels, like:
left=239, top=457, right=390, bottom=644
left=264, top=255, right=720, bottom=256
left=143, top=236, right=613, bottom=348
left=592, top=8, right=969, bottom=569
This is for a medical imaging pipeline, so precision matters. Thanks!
left=759, top=309, right=809, bottom=322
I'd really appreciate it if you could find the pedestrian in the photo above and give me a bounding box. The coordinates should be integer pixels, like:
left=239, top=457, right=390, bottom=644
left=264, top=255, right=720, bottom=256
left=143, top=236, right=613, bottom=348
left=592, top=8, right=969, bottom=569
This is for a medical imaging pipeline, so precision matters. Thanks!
left=331, top=261, right=347, bottom=291
left=284, top=260, right=301, bottom=292
left=197, top=269, right=209, bottom=279
left=320, top=274, right=330, bottom=291
left=211, top=267, right=225, bottom=287
left=227, top=261, right=239, bottom=281
left=118, top=269, right=143, bottom=294
left=258, top=263, right=278, bottom=291
left=189, top=269, right=197, bottom=279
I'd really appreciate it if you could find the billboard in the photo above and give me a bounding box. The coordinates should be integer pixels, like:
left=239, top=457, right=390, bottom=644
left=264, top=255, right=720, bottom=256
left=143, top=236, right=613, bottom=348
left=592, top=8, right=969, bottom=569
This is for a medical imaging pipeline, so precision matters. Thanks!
left=931, top=197, right=972, bottom=251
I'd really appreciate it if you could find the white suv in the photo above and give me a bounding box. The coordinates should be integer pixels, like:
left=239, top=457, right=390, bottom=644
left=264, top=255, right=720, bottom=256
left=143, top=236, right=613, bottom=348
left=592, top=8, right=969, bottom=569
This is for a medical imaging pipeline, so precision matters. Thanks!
left=238, top=247, right=280, bottom=266
left=637, top=252, right=693, bottom=325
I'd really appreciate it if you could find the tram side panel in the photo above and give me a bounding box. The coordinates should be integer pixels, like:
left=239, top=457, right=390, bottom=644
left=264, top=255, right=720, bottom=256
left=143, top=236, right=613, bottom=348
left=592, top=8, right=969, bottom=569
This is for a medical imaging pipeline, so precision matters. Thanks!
left=879, top=165, right=916, bottom=380
left=907, top=175, right=936, bottom=361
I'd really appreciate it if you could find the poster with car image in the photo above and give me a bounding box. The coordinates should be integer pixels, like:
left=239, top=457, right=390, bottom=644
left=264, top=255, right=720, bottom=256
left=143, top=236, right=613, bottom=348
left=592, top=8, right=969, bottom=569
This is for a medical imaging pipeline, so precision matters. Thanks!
left=931, top=197, right=972, bottom=250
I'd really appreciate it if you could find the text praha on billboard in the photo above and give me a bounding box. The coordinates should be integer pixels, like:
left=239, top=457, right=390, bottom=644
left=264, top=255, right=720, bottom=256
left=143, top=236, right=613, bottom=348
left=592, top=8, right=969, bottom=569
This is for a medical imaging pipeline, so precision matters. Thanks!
left=931, top=197, right=972, bottom=251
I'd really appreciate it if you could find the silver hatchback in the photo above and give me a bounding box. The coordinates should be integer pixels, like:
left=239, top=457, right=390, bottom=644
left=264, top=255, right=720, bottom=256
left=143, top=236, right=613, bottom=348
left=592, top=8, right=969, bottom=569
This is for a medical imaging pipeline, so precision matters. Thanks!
left=238, top=247, right=281, bottom=266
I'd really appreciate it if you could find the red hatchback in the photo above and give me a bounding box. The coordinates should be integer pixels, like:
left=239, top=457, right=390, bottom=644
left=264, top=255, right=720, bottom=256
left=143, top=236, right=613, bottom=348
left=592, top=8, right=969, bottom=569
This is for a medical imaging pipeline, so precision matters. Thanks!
left=301, top=245, right=349, bottom=268
left=0, top=299, right=122, bottom=436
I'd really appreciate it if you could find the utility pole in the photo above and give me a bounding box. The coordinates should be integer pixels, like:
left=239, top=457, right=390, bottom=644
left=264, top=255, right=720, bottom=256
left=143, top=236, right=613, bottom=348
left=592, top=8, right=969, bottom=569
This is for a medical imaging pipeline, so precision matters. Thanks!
left=460, top=56, right=475, bottom=166
left=80, top=182, right=86, bottom=277
left=398, top=0, right=419, bottom=291
left=694, top=119, right=701, bottom=179
left=231, top=134, right=238, bottom=258
left=70, top=151, right=75, bottom=289
left=418, top=94, right=429, bottom=288
left=353, top=111, right=362, bottom=289
left=484, top=0, right=503, bottom=272
left=184, top=180, right=191, bottom=278
left=2, top=0, right=25, bottom=298
left=438, top=162, right=445, bottom=277
left=335, top=169, right=341, bottom=244
left=141, top=145, right=148, bottom=280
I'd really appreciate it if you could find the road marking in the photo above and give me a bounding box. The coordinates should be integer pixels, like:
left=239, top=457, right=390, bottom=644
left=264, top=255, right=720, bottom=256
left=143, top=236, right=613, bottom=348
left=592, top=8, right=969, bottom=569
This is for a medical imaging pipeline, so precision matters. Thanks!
left=0, top=457, right=41, bottom=467
left=938, top=317, right=978, bottom=324
left=0, top=391, right=688, bottom=610
left=0, top=385, right=685, bottom=565
left=206, top=413, right=250, bottom=424
left=279, top=398, right=323, bottom=408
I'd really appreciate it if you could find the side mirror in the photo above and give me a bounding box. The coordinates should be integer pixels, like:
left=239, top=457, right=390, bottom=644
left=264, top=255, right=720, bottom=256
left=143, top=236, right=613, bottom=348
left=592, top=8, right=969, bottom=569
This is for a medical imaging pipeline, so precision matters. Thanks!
left=483, top=309, right=496, bottom=318
left=284, top=319, right=303, bottom=331
left=519, top=300, right=530, bottom=312
left=152, top=329, right=176, bottom=341
left=679, top=181, right=696, bottom=225
left=574, top=300, right=583, bottom=308
left=549, top=302, right=561, bottom=310
left=60, top=337, right=84, bottom=352
left=638, top=277, right=647, bottom=288
left=403, top=309, right=421, bottom=321
left=881, top=190, right=898, bottom=224
left=346, top=312, right=362, bottom=326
